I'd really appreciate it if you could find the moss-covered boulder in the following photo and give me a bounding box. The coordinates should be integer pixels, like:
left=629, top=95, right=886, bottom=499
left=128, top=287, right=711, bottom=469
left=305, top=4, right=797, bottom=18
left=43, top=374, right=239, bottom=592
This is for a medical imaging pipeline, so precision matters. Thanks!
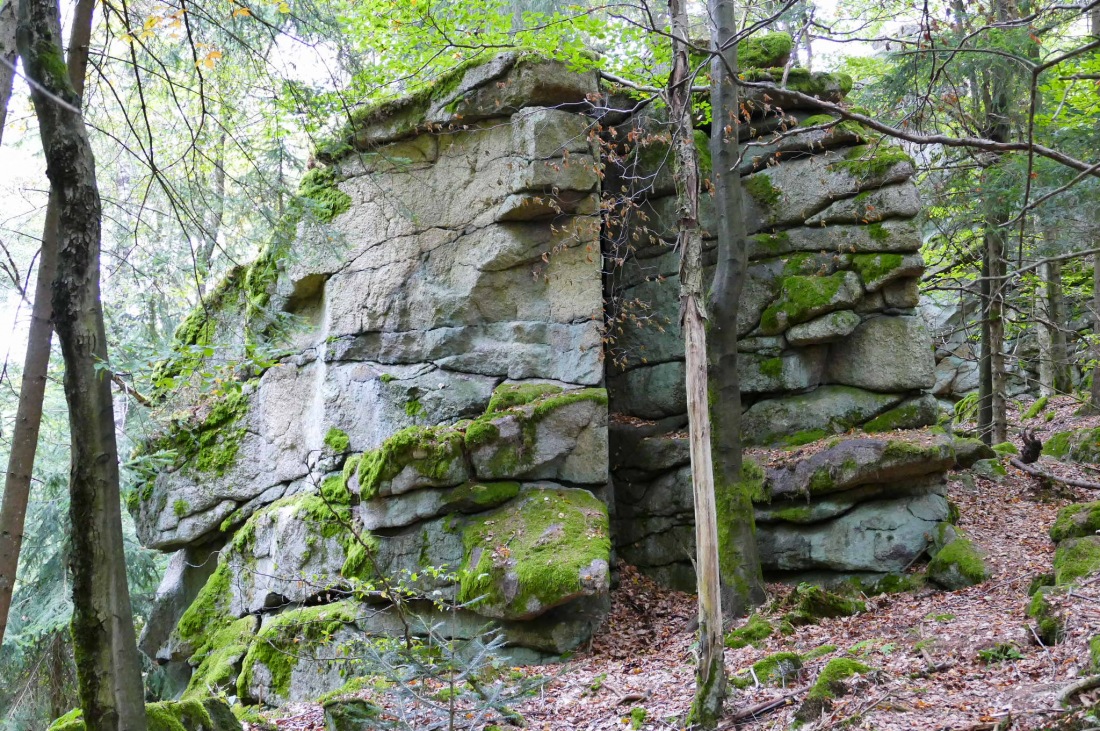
left=1050, top=501, right=1100, bottom=543
left=1044, top=427, right=1100, bottom=463
left=1054, top=536, right=1100, bottom=585
left=765, top=434, right=955, bottom=500
left=730, top=651, right=803, bottom=688
left=927, top=534, right=988, bottom=590
left=739, top=31, right=793, bottom=69
left=48, top=698, right=241, bottom=731
left=238, top=601, right=365, bottom=706
left=458, top=486, right=610, bottom=620
left=953, top=437, right=996, bottom=468
left=357, top=426, right=470, bottom=498
left=794, top=658, right=873, bottom=721
left=465, top=387, right=609, bottom=484
left=758, top=271, right=863, bottom=335
left=1027, top=586, right=1066, bottom=645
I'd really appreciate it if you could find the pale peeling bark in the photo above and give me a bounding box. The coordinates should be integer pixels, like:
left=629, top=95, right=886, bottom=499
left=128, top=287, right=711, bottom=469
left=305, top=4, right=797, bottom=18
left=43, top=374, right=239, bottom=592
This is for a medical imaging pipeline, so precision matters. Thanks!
left=707, top=0, right=764, bottom=618
left=0, top=0, right=94, bottom=648
left=17, top=0, right=147, bottom=728
left=668, top=0, right=725, bottom=725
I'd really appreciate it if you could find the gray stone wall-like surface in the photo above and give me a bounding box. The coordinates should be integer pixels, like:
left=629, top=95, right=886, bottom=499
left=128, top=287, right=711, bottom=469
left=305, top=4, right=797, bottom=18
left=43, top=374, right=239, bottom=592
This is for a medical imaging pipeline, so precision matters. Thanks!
left=133, top=54, right=951, bottom=705
left=603, top=78, right=944, bottom=589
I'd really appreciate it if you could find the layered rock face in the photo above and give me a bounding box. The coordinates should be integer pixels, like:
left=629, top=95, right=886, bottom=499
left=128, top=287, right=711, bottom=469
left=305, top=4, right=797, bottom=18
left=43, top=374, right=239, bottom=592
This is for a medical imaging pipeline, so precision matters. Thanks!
left=603, top=52, right=942, bottom=588
left=134, top=55, right=613, bottom=702
left=133, top=50, right=950, bottom=703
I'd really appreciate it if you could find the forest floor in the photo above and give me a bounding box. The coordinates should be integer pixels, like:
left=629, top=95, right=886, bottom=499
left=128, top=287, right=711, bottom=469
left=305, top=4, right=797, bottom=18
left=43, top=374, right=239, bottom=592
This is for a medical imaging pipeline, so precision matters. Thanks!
left=253, top=397, right=1100, bottom=731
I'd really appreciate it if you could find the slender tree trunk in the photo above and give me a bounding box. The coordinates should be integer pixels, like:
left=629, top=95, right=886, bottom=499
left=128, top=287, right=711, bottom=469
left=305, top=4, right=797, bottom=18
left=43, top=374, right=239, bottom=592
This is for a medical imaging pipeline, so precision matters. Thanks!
left=1037, top=259, right=1054, bottom=397
left=668, top=1, right=725, bottom=725
left=0, top=0, right=94, bottom=648
left=987, top=225, right=1007, bottom=443
left=0, top=0, right=17, bottom=147
left=707, top=0, right=764, bottom=618
left=18, top=0, right=147, bottom=729
left=1046, top=259, right=1070, bottom=394
left=978, top=256, right=993, bottom=442
left=1089, top=9, right=1100, bottom=413
left=196, top=130, right=226, bottom=296
left=1091, top=251, right=1100, bottom=411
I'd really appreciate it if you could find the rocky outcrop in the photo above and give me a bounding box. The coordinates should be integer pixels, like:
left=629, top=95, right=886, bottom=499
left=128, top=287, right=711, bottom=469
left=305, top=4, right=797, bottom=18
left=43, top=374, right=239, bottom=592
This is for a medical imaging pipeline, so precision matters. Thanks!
left=133, top=52, right=948, bottom=706
left=605, top=92, right=933, bottom=445
left=613, top=432, right=955, bottom=589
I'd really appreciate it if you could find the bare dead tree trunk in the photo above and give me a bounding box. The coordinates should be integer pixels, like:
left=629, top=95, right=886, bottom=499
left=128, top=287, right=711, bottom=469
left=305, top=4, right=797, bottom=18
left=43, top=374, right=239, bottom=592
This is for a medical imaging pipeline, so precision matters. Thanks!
left=707, top=0, right=764, bottom=618
left=0, top=0, right=94, bottom=648
left=668, top=0, right=725, bottom=725
left=17, top=0, right=147, bottom=728
left=196, top=130, right=226, bottom=296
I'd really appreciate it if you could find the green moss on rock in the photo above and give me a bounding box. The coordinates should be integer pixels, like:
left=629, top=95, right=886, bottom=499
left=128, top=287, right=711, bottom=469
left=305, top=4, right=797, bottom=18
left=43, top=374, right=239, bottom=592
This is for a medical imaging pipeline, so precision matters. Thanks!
left=927, top=538, right=988, bottom=590
left=1054, top=536, right=1100, bottom=585
left=324, top=427, right=351, bottom=453
left=457, top=487, right=609, bottom=619
left=829, top=144, right=913, bottom=178
left=184, top=616, right=259, bottom=699
left=992, top=441, right=1018, bottom=457
left=1043, top=428, right=1100, bottom=463
left=759, top=271, right=854, bottom=335
left=49, top=699, right=242, bottom=731
left=238, top=601, right=361, bottom=702
left=1022, top=396, right=1049, bottom=420
left=740, top=32, right=793, bottom=69
left=297, top=167, right=352, bottom=223
left=744, top=173, right=781, bottom=208
left=486, top=382, right=564, bottom=413
left=862, top=402, right=921, bottom=433
left=358, top=426, right=465, bottom=499
left=1027, top=586, right=1065, bottom=645
left=1050, top=502, right=1100, bottom=542
left=850, top=253, right=904, bottom=287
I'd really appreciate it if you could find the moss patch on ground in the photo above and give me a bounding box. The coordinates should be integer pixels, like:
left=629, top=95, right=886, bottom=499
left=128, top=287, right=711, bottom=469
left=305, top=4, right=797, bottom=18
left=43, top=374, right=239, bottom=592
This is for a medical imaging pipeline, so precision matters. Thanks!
left=49, top=699, right=241, bottom=731
left=724, top=612, right=774, bottom=649
left=730, top=651, right=803, bottom=689
left=795, top=657, right=872, bottom=721
left=783, top=583, right=866, bottom=626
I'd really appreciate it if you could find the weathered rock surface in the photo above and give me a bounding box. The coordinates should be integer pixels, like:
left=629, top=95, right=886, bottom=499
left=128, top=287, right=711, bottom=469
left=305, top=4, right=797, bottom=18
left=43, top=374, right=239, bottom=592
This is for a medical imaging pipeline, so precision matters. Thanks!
left=135, top=54, right=945, bottom=709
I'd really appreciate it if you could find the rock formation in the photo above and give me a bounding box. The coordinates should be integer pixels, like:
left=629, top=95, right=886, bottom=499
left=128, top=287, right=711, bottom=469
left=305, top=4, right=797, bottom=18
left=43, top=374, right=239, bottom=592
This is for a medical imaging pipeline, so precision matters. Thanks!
left=131, top=50, right=954, bottom=703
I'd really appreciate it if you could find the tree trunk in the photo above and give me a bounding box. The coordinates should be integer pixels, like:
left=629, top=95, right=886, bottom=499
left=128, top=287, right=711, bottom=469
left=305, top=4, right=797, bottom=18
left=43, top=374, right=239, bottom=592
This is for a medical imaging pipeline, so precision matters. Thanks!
left=668, top=0, right=725, bottom=726
left=0, top=0, right=17, bottom=147
left=17, top=0, right=147, bottom=729
left=707, top=0, right=764, bottom=618
left=1037, top=260, right=1055, bottom=396
left=0, top=0, right=94, bottom=649
left=1091, top=252, right=1100, bottom=411
left=987, top=224, right=1007, bottom=444
left=1046, top=259, right=1070, bottom=394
